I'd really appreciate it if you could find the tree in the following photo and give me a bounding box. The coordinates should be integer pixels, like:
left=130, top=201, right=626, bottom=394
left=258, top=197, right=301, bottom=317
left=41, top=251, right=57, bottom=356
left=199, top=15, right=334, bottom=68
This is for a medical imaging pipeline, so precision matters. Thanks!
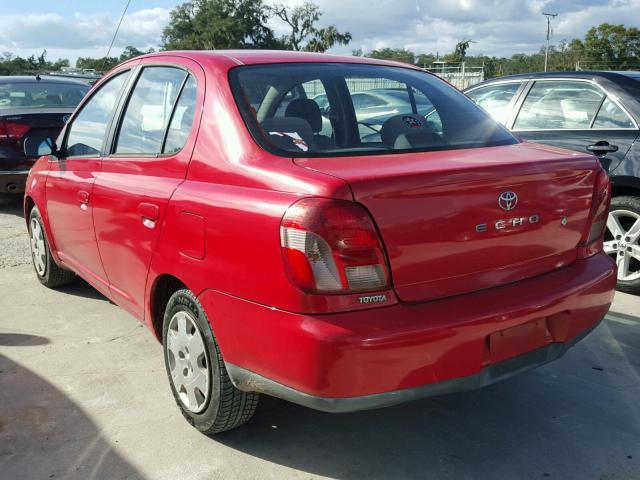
left=269, top=2, right=351, bottom=52
left=367, top=48, right=415, bottom=64
left=162, top=0, right=277, bottom=50
left=76, top=56, right=119, bottom=71
left=572, top=23, right=640, bottom=69
left=443, top=39, right=474, bottom=63
left=119, top=45, right=155, bottom=62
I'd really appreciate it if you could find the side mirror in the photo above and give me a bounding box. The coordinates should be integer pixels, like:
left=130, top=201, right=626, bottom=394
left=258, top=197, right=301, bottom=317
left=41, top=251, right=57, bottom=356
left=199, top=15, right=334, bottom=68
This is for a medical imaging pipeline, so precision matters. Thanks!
left=24, top=136, right=57, bottom=158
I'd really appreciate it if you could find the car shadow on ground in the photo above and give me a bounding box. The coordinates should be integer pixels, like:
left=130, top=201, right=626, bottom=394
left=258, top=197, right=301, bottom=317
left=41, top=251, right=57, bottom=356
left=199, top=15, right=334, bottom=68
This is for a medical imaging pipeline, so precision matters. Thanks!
left=0, top=335, right=143, bottom=480
left=0, top=196, right=24, bottom=218
left=57, top=278, right=115, bottom=303
left=216, top=322, right=640, bottom=479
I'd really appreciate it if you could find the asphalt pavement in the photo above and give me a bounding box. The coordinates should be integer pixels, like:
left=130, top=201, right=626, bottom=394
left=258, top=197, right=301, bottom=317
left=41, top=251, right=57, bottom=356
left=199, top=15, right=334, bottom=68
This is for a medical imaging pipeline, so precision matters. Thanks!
left=1, top=196, right=638, bottom=480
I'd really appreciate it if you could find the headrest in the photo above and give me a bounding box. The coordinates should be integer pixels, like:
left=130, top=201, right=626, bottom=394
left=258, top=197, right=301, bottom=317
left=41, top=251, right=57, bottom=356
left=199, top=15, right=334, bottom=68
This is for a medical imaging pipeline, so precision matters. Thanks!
left=260, top=117, right=314, bottom=152
left=380, top=114, right=431, bottom=147
left=394, top=131, right=447, bottom=149
left=285, top=99, right=323, bottom=133
left=181, top=105, right=195, bottom=130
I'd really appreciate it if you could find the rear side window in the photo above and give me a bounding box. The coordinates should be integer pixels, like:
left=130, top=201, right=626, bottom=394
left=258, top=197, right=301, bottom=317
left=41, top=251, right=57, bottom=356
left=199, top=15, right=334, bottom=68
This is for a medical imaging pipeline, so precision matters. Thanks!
left=514, top=80, right=604, bottom=130
left=466, top=82, right=522, bottom=125
left=0, top=81, right=88, bottom=110
left=163, top=75, right=197, bottom=154
left=115, top=67, right=188, bottom=155
left=593, top=97, right=635, bottom=129
left=229, top=63, right=516, bottom=157
left=65, top=71, right=130, bottom=157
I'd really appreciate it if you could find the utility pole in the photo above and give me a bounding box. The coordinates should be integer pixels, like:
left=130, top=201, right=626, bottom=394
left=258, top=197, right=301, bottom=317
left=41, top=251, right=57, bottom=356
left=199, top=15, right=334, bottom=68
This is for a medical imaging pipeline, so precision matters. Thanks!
left=543, top=12, right=558, bottom=72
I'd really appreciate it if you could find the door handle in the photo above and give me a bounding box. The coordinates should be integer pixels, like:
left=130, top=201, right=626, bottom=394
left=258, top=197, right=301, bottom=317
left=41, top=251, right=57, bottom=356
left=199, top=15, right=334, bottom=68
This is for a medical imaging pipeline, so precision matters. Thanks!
left=77, top=190, right=90, bottom=210
left=587, top=141, right=618, bottom=156
left=138, top=202, right=160, bottom=228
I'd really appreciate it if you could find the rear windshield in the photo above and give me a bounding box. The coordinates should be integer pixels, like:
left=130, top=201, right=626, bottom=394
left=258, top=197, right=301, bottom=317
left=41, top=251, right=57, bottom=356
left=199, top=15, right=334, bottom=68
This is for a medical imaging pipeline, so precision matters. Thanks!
left=229, top=63, right=517, bottom=157
left=0, top=81, right=89, bottom=110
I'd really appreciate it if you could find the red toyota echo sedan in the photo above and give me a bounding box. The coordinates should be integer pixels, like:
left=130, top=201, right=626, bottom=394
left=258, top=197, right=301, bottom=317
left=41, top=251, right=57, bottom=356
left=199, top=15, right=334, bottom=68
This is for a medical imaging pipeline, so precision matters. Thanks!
left=23, top=51, right=616, bottom=435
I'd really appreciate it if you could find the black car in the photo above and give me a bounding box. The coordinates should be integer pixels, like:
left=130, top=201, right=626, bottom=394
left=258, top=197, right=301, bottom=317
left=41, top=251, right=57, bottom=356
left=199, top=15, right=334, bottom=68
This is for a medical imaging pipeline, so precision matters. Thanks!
left=465, top=71, right=640, bottom=294
left=0, top=75, right=89, bottom=198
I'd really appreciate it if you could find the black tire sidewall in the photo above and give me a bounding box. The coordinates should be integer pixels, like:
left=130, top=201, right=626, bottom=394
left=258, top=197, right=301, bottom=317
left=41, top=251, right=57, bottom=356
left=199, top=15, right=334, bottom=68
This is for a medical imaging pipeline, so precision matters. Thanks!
left=162, top=289, right=222, bottom=432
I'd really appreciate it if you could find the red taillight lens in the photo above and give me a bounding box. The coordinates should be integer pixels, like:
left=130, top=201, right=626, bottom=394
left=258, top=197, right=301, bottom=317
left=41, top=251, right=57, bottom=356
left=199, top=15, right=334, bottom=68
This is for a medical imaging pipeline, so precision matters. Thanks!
left=0, top=121, right=30, bottom=142
left=280, top=198, right=390, bottom=294
left=578, top=168, right=611, bottom=258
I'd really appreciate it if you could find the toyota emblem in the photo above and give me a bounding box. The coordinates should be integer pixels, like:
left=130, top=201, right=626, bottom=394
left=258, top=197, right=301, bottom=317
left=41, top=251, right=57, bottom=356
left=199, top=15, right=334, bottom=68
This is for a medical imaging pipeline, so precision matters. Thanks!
left=498, top=191, right=518, bottom=211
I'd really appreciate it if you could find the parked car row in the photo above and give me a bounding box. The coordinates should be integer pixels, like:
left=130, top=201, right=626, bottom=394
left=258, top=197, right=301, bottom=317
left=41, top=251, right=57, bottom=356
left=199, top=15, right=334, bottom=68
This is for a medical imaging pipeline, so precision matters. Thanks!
left=23, top=51, right=615, bottom=435
left=465, top=71, right=640, bottom=293
left=0, top=75, right=89, bottom=197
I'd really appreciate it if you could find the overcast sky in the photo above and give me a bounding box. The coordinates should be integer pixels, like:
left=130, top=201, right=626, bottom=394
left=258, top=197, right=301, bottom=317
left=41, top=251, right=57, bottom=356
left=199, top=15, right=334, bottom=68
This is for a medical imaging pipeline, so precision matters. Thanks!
left=1, top=0, right=638, bottom=64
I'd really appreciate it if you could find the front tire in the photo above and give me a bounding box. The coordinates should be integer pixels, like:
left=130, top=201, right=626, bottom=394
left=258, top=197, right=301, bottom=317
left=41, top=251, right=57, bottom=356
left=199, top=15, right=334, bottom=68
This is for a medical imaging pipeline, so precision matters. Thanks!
left=604, top=196, right=640, bottom=294
left=28, top=207, right=76, bottom=288
left=162, top=289, right=259, bottom=435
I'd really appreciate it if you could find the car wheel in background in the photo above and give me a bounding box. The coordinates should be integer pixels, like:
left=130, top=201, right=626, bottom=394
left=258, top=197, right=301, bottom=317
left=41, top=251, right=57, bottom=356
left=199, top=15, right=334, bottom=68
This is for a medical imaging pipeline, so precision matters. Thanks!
left=604, top=196, right=640, bottom=294
left=28, top=207, right=76, bottom=288
left=162, top=288, right=259, bottom=435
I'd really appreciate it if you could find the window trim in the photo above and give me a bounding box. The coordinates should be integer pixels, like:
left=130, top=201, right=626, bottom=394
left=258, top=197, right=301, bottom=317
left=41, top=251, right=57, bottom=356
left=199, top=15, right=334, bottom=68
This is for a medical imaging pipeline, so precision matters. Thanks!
left=61, top=68, right=135, bottom=160
left=509, top=78, right=638, bottom=132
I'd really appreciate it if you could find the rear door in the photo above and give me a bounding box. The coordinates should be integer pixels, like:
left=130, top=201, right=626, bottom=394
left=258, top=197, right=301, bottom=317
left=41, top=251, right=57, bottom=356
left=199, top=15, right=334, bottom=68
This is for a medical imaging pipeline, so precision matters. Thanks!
left=511, top=79, right=639, bottom=172
left=92, top=58, right=203, bottom=319
left=45, top=69, right=132, bottom=296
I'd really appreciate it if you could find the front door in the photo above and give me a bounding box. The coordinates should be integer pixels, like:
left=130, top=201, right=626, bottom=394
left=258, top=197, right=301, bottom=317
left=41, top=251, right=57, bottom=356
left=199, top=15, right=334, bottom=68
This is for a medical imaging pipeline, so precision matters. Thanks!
left=92, top=60, right=202, bottom=319
left=511, top=80, right=639, bottom=172
left=45, top=69, right=132, bottom=297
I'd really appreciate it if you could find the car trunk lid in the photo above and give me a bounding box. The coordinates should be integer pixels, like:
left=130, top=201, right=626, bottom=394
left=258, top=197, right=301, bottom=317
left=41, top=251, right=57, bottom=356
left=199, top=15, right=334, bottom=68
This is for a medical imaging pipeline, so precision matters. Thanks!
left=0, top=108, right=71, bottom=169
left=294, top=143, right=600, bottom=302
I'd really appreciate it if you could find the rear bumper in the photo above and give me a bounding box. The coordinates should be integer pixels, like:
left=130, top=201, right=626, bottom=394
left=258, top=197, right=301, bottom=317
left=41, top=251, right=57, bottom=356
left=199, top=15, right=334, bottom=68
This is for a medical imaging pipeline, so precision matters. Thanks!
left=0, top=170, right=29, bottom=193
left=199, top=252, right=616, bottom=410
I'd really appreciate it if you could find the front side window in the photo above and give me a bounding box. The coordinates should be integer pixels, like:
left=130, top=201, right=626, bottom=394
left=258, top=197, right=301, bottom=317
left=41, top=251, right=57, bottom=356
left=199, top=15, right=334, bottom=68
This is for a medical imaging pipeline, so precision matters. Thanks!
left=115, top=67, right=188, bottom=155
left=65, top=71, right=130, bottom=157
left=230, top=63, right=515, bottom=157
left=466, top=82, right=522, bottom=125
left=514, top=80, right=604, bottom=130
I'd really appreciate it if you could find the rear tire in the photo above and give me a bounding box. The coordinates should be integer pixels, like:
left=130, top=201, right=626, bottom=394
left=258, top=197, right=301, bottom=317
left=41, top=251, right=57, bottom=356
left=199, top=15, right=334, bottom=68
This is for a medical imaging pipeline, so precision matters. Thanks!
left=605, top=196, right=640, bottom=294
left=28, top=207, right=76, bottom=288
left=162, top=289, right=259, bottom=435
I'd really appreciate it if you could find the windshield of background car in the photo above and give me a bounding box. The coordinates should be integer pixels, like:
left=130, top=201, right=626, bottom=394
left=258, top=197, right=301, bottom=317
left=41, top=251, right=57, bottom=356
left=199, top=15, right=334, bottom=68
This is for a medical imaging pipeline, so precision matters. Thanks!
left=0, top=81, right=89, bottom=110
left=229, top=63, right=517, bottom=157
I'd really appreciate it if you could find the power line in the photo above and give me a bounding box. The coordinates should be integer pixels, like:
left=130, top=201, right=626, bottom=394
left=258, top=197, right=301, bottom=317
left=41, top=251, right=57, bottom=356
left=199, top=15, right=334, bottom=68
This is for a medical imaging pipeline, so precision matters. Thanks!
left=101, top=0, right=132, bottom=72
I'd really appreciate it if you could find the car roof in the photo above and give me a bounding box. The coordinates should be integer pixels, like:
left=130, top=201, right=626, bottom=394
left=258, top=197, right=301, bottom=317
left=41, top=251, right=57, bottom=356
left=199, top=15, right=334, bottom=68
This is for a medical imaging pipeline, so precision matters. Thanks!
left=466, top=70, right=640, bottom=90
left=139, top=49, right=423, bottom=70
left=0, top=75, right=90, bottom=86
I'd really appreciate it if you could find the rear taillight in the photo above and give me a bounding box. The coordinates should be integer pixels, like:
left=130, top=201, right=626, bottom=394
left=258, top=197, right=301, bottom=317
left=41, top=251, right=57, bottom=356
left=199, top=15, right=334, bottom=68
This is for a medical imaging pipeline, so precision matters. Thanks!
left=0, top=120, right=30, bottom=142
left=578, top=168, right=611, bottom=258
left=280, top=198, right=390, bottom=294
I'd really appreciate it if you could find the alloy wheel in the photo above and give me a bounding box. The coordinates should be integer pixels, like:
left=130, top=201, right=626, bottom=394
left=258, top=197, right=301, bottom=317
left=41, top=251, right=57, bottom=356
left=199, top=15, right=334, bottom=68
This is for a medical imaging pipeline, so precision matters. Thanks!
left=30, top=218, right=46, bottom=276
left=166, top=311, right=210, bottom=413
left=604, top=209, right=640, bottom=282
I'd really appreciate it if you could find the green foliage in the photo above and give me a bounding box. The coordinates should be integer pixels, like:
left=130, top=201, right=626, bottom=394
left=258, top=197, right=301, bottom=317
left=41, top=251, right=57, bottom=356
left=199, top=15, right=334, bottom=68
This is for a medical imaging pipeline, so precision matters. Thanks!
left=269, top=1, right=351, bottom=52
left=161, top=0, right=277, bottom=50
left=367, top=48, right=415, bottom=64
left=443, top=39, right=474, bottom=62
left=0, top=50, right=70, bottom=76
left=571, top=23, right=640, bottom=69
